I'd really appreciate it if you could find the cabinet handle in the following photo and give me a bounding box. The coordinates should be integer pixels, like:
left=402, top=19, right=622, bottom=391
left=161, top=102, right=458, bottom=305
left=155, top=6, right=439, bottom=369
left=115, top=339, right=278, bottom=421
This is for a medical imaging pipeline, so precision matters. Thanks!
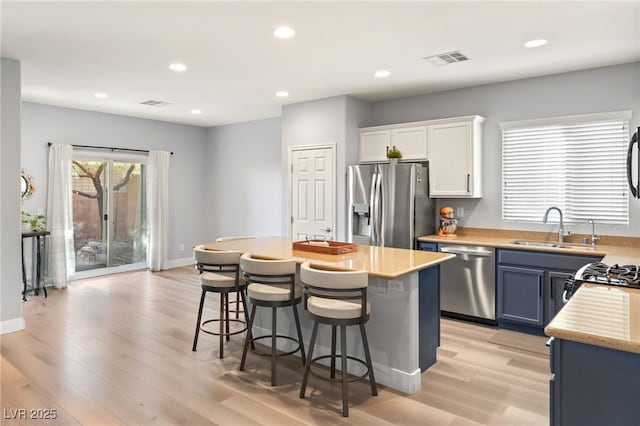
left=539, top=276, right=542, bottom=298
left=466, top=174, right=470, bottom=192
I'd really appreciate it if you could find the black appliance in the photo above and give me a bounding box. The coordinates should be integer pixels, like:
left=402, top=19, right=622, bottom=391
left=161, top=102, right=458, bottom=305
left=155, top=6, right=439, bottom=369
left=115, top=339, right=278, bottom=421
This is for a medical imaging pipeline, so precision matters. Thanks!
left=628, top=126, right=639, bottom=199
left=562, top=262, right=640, bottom=303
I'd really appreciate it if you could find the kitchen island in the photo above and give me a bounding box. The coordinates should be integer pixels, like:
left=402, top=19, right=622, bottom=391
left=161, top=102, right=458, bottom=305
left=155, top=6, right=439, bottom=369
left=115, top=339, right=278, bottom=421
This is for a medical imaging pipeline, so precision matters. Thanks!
left=205, top=237, right=454, bottom=394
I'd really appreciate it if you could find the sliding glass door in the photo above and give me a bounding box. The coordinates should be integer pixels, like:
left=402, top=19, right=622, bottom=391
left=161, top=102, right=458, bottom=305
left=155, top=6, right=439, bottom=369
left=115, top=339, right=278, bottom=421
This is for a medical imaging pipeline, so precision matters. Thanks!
left=72, top=158, right=146, bottom=272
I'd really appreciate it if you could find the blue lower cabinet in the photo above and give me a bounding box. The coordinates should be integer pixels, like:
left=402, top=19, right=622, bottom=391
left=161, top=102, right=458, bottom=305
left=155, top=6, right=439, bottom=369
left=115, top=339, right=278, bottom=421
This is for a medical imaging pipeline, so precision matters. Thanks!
left=550, top=338, right=640, bottom=426
left=497, top=265, right=544, bottom=326
left=497, top=249, right=601, bottom=334
left=418, top=242, right=438, bottom=252
left=418, top=241, right=440, bottom=369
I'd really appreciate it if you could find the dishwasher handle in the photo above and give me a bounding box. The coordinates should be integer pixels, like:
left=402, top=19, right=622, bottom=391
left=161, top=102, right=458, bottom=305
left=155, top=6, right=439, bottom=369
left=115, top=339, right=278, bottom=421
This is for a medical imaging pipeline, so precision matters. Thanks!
left=439, top=246, right=493, bottom=257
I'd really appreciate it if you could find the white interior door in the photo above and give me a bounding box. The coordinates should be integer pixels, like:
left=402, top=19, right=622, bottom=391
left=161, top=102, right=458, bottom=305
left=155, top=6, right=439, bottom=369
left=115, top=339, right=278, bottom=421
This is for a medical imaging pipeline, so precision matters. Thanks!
left=289, top=145, right=335, bottom=241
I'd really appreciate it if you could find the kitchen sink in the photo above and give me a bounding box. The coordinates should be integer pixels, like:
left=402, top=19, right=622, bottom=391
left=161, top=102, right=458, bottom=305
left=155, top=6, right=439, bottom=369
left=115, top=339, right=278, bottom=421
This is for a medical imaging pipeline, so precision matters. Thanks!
left=510, top=240, right=596, bottom=250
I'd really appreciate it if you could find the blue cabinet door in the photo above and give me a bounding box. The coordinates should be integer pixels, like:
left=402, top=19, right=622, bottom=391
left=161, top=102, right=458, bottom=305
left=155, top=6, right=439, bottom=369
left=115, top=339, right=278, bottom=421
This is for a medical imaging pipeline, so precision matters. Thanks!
left=497, top=265, right=544, bottom=326
left=546, top=270, right=572, bottom=325
left=552, top=338, right=640, bottom=426
left=418, top=241, right=440, bottom=368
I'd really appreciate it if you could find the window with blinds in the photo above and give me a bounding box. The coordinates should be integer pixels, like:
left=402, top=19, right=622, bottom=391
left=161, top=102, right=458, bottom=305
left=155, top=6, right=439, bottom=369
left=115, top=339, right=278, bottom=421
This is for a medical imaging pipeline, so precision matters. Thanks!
left=501, top=111, right=630, bottom=225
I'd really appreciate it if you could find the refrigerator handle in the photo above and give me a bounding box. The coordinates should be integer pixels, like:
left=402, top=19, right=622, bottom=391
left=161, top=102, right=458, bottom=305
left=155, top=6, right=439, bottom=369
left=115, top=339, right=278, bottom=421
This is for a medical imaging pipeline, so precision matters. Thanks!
left=369, top=172, right=378, bottom=245
left=409, top=165, right=416, bottom=249
left=376, top=167, right=384, bottom=247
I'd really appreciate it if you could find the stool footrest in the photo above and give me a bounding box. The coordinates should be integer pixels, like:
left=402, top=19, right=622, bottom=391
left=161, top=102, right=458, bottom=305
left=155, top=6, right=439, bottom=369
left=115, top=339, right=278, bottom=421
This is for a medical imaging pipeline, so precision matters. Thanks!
left=307, top=354, right=372, bottom=383
left=200, top=318, right=247, bottom=337
left=247, top=334, right=303, bottom=358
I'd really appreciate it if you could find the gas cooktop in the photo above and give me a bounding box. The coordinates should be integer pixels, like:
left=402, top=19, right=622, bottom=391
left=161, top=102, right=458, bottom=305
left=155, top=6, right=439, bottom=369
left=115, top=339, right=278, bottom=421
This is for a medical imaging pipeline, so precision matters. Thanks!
left=577, top=262, right=640, bottom=287
left=563, top=262, right=640, bottom=302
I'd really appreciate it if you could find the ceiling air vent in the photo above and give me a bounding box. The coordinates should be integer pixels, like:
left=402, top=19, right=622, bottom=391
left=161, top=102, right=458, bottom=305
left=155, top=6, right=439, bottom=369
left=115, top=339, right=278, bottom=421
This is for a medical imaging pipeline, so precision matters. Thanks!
left=423, top=50, right=469, bottom=66
left=140, top=100, right=171, bottom=107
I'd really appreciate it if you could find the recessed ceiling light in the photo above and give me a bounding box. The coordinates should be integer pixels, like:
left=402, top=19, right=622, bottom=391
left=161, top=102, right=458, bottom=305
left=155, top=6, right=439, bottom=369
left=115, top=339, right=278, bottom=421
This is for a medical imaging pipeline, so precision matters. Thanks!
left=374, top=70, right=391, bottom=78
left=191, top=109, right=202, bottom=115
left=273, top=26, right=295, bottom=39
left=169, top=63, right=187, bottom=72
left=276, top=91, right=289, bottom=98
left=94, top=92, right=108, bottom=99
left=524, top=39, right=548, bottom=48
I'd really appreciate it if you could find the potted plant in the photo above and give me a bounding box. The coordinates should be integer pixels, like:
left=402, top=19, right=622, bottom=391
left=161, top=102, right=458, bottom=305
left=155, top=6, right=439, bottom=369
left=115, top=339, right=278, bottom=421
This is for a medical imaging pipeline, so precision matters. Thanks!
left=21, top=211, right=46, bottom=232
left=387, top=146, right=402, bottom=164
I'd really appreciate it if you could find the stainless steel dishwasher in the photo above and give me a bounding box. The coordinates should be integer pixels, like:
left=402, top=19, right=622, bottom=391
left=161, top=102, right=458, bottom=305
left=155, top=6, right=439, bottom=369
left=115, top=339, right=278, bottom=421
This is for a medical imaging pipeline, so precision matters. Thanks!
left=438, top=244, right=496, bottom=323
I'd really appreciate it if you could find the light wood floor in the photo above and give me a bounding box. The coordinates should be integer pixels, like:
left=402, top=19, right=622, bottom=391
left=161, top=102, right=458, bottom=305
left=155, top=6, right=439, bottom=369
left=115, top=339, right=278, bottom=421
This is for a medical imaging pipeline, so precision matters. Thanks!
left=1, top=267, right=550, bottom=425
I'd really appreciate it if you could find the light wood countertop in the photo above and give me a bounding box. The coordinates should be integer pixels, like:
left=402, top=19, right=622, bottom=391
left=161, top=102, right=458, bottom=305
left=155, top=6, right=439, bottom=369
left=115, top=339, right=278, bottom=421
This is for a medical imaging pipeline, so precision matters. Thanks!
left=204, top=236, right=454, bottom=279
left=545, top=283, right=640, bottom=354
left=418, top=228, right=640, bottom=265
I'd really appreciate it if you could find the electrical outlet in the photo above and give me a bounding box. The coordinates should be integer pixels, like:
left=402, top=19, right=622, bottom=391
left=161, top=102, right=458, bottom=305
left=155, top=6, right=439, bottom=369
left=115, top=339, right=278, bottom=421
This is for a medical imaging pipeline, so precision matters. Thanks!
left=179, top=244, right=185, bottom=252
left=375, top=280, right=387, bottom=294
left=36, top=208, right=44, bottom=215
left=456, top=207, right=464, bottom=218
left=388, top=280, right=404, bottom=292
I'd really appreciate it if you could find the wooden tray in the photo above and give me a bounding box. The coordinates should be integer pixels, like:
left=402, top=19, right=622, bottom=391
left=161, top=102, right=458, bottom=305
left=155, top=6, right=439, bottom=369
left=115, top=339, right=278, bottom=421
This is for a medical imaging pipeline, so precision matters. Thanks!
left=292, top=240, right=357, bottom=255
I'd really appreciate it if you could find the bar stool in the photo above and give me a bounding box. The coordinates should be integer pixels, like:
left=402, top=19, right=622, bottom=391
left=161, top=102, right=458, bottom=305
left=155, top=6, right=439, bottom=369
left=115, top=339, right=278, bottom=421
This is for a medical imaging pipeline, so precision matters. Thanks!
left=299, top=262, right=377, bottom=417
left=215, top=236, right=254, bottom=319
left=192, top=245, right=248, bottom=359
left=239, top=253, right=306, bottom=386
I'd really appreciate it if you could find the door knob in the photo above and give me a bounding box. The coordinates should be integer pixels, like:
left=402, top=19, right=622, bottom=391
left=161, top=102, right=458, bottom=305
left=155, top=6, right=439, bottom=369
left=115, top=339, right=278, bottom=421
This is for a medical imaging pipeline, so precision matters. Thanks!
left=321, top=227, right=331, bottom=232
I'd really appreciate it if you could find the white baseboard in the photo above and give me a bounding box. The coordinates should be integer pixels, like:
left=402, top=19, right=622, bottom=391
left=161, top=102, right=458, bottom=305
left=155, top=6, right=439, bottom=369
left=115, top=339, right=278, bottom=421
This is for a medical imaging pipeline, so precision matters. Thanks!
left=71, top=262, right=147, bottom=280
left=379, top=367, right=421, bottom=394
left=165, top=257, right=194, bottom=269
left=70, top=258, right=194, bottom=279
left=0, top=317, right=26, bottom=335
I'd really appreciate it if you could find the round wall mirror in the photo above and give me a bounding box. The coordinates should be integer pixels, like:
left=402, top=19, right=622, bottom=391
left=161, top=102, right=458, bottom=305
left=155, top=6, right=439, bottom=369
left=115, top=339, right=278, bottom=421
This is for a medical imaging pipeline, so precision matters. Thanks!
left=21, top=169, right=35, bottom=200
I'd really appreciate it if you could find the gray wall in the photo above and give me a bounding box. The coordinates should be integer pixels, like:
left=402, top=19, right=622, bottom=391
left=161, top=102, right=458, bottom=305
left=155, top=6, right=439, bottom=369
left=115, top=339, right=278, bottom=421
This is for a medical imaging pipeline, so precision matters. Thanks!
left=281, top=95, right=372, bottom=240
left=345, top=96, right=373, bottom=166
left=370, top=62, right=640, bottom=237
left=1, top=58, right=24, bottom=332
left=21, top=102, right=209, bottom=264
left=205, top=118, right=282, bottom=239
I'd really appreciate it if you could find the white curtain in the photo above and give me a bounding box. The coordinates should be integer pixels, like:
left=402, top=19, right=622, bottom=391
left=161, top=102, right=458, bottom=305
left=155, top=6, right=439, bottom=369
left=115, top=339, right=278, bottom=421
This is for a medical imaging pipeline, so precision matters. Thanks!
left=146, top=151, right=170, bottom=271
left=46, top=143, right=75, bottom=288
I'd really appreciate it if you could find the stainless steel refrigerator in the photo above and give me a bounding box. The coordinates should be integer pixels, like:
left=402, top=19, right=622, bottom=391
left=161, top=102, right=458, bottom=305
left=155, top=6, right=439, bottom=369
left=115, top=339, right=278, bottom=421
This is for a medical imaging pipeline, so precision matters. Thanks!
left=347, top=163, right=435, bottom=249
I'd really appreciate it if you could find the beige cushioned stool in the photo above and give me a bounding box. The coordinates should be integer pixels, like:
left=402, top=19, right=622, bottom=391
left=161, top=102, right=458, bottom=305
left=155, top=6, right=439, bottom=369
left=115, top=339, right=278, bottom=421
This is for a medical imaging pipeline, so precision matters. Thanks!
left=239, top=253, right=306, bottom=386
left=299, top=262, right=377, bottom=417
left=215, top=236, right=255, bottom=318
left=192, top=245, right=248, bottom=359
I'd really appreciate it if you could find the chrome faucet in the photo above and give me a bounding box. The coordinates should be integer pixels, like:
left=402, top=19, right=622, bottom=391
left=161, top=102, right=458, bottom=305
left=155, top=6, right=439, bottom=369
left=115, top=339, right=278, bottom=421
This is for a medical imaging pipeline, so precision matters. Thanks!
left=543, top=207, right=571, bottom=243
left=587, top=219, right=600, bottom=246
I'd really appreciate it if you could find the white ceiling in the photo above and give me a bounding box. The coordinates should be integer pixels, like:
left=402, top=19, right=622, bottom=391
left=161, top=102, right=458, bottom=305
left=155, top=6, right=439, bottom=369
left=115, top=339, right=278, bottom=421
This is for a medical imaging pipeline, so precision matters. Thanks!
left=2, top=1, right=639, bottom=128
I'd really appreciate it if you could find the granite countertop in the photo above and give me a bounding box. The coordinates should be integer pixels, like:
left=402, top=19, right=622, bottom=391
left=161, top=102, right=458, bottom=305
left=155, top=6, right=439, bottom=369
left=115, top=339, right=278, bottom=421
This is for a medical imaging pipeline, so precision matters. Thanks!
left=545, top=283, right=640, bottom=354
left=205, top=236, right=454, bottom=279
left=419, top=227, right=640, bottom=354
left=418, top=228, right=640, bottom=265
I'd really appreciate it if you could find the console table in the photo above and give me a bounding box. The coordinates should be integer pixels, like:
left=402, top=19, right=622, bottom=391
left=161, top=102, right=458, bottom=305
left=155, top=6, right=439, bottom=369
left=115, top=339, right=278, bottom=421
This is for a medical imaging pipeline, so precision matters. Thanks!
left=21, top=230, right=50, bottom=301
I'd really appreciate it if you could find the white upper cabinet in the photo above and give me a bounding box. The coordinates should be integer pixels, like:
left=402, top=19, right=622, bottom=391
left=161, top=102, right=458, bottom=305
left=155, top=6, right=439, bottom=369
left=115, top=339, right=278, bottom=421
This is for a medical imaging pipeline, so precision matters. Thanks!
left=359, top=115, right=484, bottom=198
left=359, top=124, right=427, bottom=163
left=391, top=126, right=428, bottom=160
left=359, top=130, right=391, bottom=163
left=427, top=116, right=485, bottom=198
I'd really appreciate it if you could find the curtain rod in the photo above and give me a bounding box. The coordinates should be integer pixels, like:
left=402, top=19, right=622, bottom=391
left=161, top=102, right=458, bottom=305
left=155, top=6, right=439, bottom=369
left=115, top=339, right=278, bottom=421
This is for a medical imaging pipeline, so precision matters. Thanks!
left=47, top=142, right=174, bottom=156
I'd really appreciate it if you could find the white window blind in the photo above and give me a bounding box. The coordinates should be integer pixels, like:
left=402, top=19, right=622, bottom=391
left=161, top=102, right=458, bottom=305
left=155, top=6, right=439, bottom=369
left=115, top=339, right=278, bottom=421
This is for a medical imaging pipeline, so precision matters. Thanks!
left=502, top=112, right=630, bottom=225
